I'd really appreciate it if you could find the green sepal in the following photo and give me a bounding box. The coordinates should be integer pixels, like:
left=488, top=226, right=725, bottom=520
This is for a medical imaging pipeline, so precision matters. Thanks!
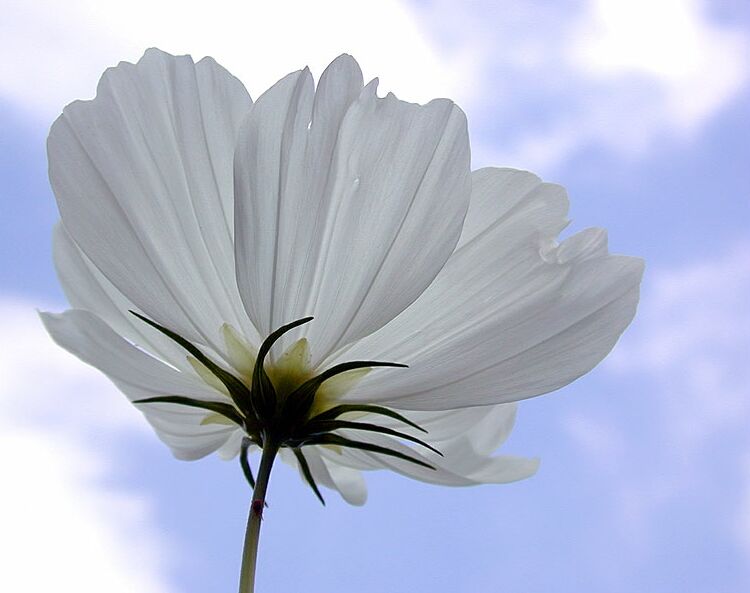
left=302, top=433, right=436, bottom=471
left=293, top=447, right=325, bottom=505
left=129, top=311, right=252, bottom=415
left=309, top=404, right=427, bottom=434
left=282, top=360, right=406, bottom=425
left=251, top=317, right=313, bottom=421
left=304, top=419, right=443, bottom=456
left=133, top=395, right=244, bottom=427
left=240, top=437, right=256, bottom=488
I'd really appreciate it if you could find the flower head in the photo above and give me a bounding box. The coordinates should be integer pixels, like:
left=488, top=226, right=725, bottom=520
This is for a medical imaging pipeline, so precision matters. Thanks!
left=42, top=49, right=643, bottom=505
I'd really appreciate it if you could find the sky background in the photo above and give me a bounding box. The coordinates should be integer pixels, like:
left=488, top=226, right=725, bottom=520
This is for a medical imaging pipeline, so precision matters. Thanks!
left=1, top=0, right=748, bottom=591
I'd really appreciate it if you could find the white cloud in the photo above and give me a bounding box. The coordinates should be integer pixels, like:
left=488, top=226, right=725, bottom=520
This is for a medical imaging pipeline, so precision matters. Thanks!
left=0, top=296, right=174, bottom=593
left=413, top=0, right=749, bottom=172
left=6, top=0, right=743, bottom=173
left=566, top=241, right=750, bottom=554
left=569, top=0, right=748, bottom=132
left=562, top=413, right=626, bottom=471
left=608, top=240, right=750, bottom=444
left=0, top=0, right=471, bottom=123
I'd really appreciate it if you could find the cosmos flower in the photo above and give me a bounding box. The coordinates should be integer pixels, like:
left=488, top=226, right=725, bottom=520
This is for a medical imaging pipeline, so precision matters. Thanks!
left=41, top=49, right=643, bottom=507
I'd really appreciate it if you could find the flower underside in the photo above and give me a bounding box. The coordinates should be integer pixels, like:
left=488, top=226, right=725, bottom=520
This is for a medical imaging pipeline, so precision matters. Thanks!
left=131, top=313, right=440, bottom=504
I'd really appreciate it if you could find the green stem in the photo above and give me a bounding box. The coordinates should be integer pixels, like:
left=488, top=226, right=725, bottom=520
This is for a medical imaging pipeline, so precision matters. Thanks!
left=238, top=438, right=279, bottom=593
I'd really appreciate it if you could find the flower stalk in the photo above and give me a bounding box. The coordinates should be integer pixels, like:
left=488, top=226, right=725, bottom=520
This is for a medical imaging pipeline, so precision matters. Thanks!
left=239, top=435, right=279, bottom=593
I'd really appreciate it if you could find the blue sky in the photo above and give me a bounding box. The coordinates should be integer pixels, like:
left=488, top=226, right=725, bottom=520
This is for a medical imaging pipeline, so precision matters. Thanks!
left=1, top=1, right=748, bottom=591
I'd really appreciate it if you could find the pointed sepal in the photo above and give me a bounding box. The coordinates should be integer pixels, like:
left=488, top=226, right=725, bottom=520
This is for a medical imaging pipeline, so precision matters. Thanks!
left=133, top=395, right=244, bottom=426
left=282, top=360, right=406, bottom=425
left=251, top=317, right=313, bottom=421
left=305, top=419, right=443, bottom=456
left=129, top=311, right=253, bottom=414
left=309, top=404, right=427, bottom=434
left=303, top=434, right=436, bottom=470
left=293, top=447, right=326, bottom=505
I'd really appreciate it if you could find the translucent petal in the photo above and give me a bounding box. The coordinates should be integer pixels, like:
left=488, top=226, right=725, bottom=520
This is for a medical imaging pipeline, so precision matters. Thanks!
left=187, top=356, right=230, bottom=395
left=216, top=429, right=245, bottom=460
left=314, top=402, right=530, bottom=490
left=221, top=323, right=257, bottom=378
left=40, top=309, right=235, bottom=460
left=234, top=55, right=471, bottom=364
left=322, top=457, right=368, bottom=506
left=371, top=402, right=519, bottom=455
left=280, top=444, right=367, bottom=505
left=48, top=48, right=257, bottom=355
left=53, top=222, right=190, bottom=371
left=337, top=168, right=644, bottom=410
left=318, top=430, right=538, bottom=487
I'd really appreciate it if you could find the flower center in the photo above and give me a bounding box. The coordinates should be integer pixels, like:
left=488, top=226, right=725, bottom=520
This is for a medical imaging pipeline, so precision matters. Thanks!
left=190, top=323, right=373, bottom=421
left=129, top=312, right=440, bottom=504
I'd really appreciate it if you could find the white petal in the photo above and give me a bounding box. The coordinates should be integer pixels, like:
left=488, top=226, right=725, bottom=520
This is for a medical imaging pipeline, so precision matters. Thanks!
left=41, top=309, right=235, bottom=460
left=53, top=223, right=190, bottom=371
left=279, top=445, right=337, bottom=489
left=48, top=49, right=256, bottom=354
left=216, top=429, right=245, bottom=460
left=148, top=414, right=236, bottom=461
left=279, top=444, right=367, bottom=505
left=234, top=57, right=357, bottom=346
left=339, top=168, right=644, bottom=409
left=322, top=460, right=368, bottom=506
left=319, top=402, right=535, bottom=487
left=234, top=56, right=471, bottom=363
left=279, top=444, right=327, bottom=475
left=319, top=431, right=537, bottom=486
left=373, top=402, right=519, bottom=455
left=234, top=66, right=315, bottom=343
left=465, top=455, right=539, bottom=483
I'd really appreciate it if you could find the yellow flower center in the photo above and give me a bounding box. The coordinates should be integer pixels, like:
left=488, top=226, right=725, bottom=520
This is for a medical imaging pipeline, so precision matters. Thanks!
left=190, top=323, right=370, bottom=423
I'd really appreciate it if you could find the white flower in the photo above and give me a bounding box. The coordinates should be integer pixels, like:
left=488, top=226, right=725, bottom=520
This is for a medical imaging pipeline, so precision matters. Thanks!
left=41, top=49, right=643, bottom=505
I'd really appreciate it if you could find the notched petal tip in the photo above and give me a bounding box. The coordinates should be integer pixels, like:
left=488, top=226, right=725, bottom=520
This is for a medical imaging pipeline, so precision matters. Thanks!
left=38, top=309, right=76, bottom=348
left=555, top=227, right=609, bottom=264
left=362, top=77, right=380, bottom=97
